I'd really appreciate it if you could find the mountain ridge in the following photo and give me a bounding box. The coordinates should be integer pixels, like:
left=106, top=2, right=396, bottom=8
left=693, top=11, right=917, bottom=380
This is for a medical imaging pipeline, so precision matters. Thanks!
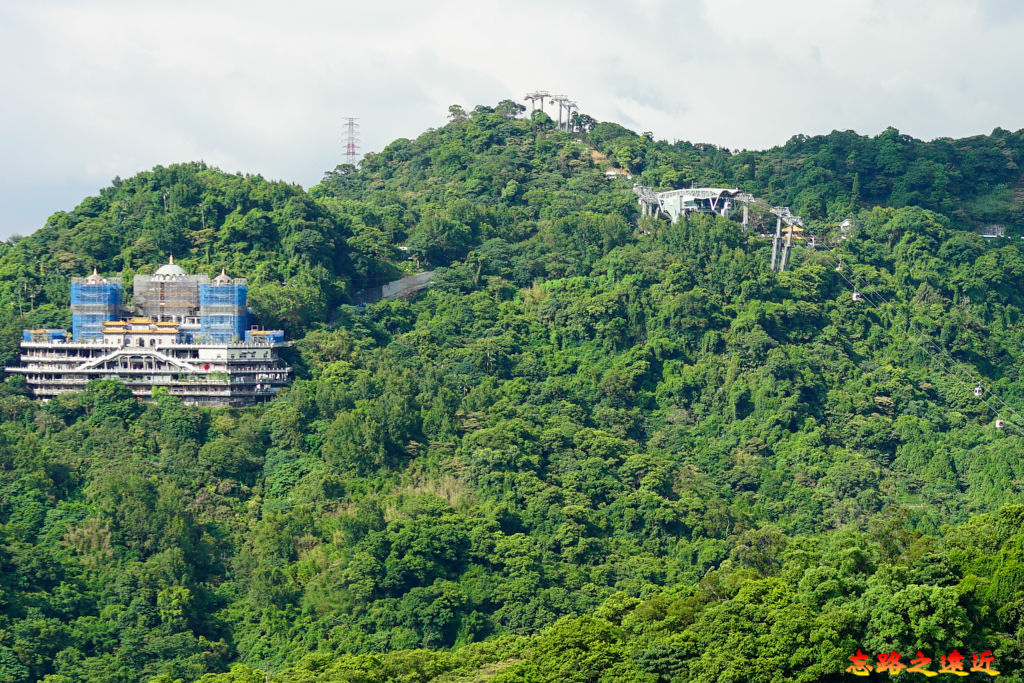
left=1, top=104, right=1024, bottom=681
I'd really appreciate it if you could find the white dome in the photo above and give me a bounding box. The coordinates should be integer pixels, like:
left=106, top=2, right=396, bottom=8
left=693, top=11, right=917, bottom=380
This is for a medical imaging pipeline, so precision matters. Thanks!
left=154, top=256, right=187, bottom=277
left=154, top=263, right=187, bottom=276
left=84, top=268, right=107, bottom=284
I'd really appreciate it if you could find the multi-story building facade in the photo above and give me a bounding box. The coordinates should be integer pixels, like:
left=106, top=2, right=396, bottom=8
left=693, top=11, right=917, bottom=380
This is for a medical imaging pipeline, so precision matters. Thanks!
left=6, top=259, right=290, bottom=406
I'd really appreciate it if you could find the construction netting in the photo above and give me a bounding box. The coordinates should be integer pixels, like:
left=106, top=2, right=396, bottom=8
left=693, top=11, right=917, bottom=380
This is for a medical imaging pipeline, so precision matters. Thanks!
left=199, top=282, right=248, bottom=342
left=70, top=279, right=123, bottom=340
left=23, top=329, right=67, bottom=342
left=199, top=282, right=247, bottom=308
left=133, top=274, right=207, bottom=320
left=245, top=330, right=285, bottom=344
left=200, top=314, right=248, bottom=343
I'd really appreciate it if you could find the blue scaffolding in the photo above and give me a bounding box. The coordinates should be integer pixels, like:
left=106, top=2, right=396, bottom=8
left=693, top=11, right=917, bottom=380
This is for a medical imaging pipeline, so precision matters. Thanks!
left=23, top=329, right=67, bottom=343
left=70, top=280, right=123, bottom=340
left=245, top=330, right=285, bottom=344
left=199, top=283, right=247, bottom=343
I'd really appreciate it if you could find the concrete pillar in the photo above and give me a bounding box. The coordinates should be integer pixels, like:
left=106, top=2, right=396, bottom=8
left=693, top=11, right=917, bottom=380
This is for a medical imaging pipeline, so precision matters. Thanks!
left=770, top=217, right=782, bottom=271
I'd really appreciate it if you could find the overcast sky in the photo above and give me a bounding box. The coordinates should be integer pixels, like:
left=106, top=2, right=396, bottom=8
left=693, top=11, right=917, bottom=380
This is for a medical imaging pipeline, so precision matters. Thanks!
left=2, top=0, right=1023, bottom=239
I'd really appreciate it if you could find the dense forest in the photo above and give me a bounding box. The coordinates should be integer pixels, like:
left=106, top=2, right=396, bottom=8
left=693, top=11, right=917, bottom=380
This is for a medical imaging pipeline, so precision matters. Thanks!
left=2, top=101, right=1024, bottom=681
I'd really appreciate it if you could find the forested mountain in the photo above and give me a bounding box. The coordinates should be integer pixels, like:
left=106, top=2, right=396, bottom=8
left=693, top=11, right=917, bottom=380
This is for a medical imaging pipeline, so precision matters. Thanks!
left=2, top=102, right=1024, bottom=681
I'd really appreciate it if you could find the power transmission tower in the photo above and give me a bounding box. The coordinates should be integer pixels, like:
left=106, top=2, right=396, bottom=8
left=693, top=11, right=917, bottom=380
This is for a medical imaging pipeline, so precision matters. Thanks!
left=343, top=117, right=360, bottom=165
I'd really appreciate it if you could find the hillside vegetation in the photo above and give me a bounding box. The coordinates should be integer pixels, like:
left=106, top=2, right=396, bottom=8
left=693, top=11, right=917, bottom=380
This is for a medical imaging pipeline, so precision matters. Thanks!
left=2, top=103, right=1024, bottom=681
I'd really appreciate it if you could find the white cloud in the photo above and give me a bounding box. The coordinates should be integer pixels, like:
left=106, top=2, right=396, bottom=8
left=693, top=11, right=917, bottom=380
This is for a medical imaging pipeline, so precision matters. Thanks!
left=1, top=0, right=1023, bottom=238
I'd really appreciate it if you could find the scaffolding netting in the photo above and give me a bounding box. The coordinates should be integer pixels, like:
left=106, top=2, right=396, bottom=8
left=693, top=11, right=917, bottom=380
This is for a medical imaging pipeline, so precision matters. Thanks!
left=133, top=274, right=207, bottom=321
left=199, top=282, right=248, bottom=342
left=70, top=279, right=123, bottom=340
